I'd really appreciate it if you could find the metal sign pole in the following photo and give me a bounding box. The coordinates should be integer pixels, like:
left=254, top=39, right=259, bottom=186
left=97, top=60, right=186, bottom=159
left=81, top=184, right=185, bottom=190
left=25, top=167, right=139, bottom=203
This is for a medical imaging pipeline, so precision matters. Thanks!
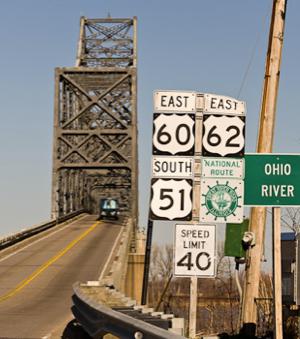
left=273, top=207, right=283, bottom=339
left=141, top=218, right=153, bottom=305
left=188, top=99, right=202, bottom=338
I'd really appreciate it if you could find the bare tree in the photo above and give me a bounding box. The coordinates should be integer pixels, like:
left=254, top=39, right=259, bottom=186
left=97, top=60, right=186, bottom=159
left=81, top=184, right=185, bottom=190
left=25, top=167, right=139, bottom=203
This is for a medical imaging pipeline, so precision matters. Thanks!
left=281, top=207, right=300, bottom=235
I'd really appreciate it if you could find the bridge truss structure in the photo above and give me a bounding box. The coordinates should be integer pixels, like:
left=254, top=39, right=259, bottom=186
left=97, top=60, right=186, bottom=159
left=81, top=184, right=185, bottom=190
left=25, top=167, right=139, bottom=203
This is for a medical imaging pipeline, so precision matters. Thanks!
left=51, top=17, right=138, bottom=230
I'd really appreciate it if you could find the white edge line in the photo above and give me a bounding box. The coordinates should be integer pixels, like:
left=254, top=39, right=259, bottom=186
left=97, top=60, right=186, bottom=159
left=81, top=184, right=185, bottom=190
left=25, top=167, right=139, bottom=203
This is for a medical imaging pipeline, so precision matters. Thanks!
left=98, top=225, right=124, bottom=281
left=0, top=215, right=87, bottom=263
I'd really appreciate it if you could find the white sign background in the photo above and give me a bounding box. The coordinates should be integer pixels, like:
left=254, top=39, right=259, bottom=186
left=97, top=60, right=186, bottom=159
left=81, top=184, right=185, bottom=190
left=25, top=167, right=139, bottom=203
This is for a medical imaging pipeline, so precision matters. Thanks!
left=201, top=157, right=244, bottom=179
left=202, top=115, right=245, bottom=157
left=152, top=113, right=195, bottom=156
left=204, top=93, right=246, bottom=115
left=174, top=224, right=216, bottom=277
left=200, top=178, right=244, bottom=223
left=154, top=90, right=196, bottom=113
left=150, top=178, right=193, bottom=221
left=152, top=156, right=194, bottom=178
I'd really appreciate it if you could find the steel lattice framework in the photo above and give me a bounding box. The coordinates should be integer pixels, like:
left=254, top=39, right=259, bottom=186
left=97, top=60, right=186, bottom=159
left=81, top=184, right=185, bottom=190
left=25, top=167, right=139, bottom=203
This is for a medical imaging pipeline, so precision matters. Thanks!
left=51, top=17, right=138, bottom=228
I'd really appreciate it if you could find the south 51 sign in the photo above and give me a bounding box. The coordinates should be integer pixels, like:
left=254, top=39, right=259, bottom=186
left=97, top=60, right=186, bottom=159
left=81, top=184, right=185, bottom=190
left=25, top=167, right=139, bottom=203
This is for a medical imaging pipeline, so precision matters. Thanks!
left=244, top=154, right=300, bottom=206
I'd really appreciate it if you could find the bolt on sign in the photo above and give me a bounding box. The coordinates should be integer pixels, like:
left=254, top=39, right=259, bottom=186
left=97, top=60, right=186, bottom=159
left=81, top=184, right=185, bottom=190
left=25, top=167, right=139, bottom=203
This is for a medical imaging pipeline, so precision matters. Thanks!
left=202, top=115, right=246, bottom=158
left=204, top=93, right=246, bottom=115
left=201, top=157, right=244, bottom=179
left=174, top=224, right=216, bottom=277
left=199, top=94, right=246, bottom=223
left=153, top=90, right=196, bottom=113
left=152, top=156, right=194, bottom=178
left=152, top=113, right=195, bottom=156
left=200, top=178, right=244, bottom=223
left=150, top=91, right=196, bottom=221
left=244, top=154, right=300, bottom=206
left=150, top=178, right=193, bottom=221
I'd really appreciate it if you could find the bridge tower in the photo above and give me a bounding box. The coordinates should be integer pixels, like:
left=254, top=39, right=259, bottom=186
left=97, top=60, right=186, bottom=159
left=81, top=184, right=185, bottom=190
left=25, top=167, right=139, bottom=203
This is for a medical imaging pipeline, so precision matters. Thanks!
left=51, top=17, right=138, bottom=233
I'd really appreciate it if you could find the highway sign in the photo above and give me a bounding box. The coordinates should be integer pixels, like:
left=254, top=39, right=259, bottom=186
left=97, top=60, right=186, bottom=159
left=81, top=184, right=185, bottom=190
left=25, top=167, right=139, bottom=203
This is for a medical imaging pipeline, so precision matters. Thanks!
left=200, top=178, right=244, bottom=223
left=204, top=93, right=246, bottom=115
left=152, top=113, right=195, bottom=156
left=202, top=115, right=245, bottom=157
left=201, top=157, right=244, bottom=179
left=174, top=224, right=216, bottom=277
left=244, top=154, right=300, bottom=206
left=150, top=178, right=193, bottom=221
left=152, top=156, right=194, bottom=178
left=154, top=90, right=196, bottom=113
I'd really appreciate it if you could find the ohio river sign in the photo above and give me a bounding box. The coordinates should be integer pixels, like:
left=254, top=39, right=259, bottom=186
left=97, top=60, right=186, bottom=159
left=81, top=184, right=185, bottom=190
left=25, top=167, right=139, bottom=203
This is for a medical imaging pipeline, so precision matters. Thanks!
left=244, top=154, right=300, bottom=206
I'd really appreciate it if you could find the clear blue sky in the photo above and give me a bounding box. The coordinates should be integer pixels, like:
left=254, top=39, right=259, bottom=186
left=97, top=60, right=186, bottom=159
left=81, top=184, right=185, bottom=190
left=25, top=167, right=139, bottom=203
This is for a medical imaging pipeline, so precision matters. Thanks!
left=0, top=0, right=299, bottom=260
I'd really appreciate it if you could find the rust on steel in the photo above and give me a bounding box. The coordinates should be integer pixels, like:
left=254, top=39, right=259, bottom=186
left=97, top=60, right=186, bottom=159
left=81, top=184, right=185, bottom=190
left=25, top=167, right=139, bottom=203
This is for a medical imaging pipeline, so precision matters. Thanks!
left=51, top=17, right=138, bottom=234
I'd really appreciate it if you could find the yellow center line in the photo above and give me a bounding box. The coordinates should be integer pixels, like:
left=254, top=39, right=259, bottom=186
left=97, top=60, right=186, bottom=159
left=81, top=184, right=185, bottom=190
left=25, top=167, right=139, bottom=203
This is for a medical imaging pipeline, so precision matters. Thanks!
left=0, top=221, right=100, bottom=303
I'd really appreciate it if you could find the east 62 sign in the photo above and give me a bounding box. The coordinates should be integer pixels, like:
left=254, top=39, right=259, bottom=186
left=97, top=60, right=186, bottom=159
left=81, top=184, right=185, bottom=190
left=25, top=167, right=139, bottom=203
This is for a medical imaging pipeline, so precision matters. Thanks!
left=202, top=115, right=245, bottom=157
left=150, top=178, right=193, bottom=221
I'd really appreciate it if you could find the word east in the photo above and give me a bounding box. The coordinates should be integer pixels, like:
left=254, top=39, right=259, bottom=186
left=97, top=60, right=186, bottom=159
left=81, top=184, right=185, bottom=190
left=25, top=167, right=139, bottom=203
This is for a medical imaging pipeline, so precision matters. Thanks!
left=160, top=95, right=190, bottom=108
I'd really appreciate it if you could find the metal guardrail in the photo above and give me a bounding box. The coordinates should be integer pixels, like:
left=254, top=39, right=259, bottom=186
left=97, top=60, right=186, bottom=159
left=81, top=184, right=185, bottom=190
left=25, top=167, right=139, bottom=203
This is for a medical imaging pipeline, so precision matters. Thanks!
left=0, top=210, right=85, bottom=251
left=72, top=283, right=186, bottom=339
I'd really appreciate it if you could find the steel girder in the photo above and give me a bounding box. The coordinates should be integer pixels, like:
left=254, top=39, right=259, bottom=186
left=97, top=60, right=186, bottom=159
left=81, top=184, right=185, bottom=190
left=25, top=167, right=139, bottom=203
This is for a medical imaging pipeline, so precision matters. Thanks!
left=51, top=18, right=138, bottom=227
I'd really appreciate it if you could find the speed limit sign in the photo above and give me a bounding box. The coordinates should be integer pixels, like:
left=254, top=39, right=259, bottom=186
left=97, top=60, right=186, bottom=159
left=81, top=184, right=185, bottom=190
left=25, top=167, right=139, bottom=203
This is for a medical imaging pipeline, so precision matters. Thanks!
left=152, top=113, right=195, bottom=156
left=174, top=224, right=216, bottom=277
left=202, top=114, right=245, bottom=157
left=150, top=178, right=193, bottom=221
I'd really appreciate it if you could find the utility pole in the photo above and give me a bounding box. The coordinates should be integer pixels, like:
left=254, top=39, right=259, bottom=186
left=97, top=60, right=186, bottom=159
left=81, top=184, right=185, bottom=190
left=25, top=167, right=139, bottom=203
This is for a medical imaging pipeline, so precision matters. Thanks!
left=241, top=0, right=287, bottom=336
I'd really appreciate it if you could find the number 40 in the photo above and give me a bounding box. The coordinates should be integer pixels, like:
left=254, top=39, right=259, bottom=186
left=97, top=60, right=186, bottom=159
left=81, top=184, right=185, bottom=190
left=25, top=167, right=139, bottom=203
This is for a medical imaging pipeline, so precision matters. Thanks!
left=177, top=251, right=211, bottom=271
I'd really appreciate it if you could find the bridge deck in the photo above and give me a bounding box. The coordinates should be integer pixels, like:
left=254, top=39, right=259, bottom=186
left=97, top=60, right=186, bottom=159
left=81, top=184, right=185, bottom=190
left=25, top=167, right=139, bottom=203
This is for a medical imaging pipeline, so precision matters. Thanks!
left=0, top=214, right=123, bottom=337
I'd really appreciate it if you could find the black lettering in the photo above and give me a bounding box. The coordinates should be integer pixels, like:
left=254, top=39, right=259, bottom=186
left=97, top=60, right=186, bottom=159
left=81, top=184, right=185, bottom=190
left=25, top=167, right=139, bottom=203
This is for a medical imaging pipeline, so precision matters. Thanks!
left=161, top=95, right=167, bottom=107
left=211, top=97, right=217, bottom=109
left=176, top=96, right=182, bottom=107
left=225, top=99, right=232, bottom=109
left=161, top=162, right=168, bottom=172
left=168, top=96, right=174, bottom=107
left=218, top=99, right=225, bottom=109
left=183, top=96, right=189, bottom=107
left=154, top=160, right=160, bottom=173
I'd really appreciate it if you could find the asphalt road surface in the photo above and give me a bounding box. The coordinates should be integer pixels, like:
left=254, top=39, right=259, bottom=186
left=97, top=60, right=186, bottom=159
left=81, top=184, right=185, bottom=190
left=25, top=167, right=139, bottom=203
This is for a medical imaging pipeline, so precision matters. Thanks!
left=0, top=214, right=123, bottom=338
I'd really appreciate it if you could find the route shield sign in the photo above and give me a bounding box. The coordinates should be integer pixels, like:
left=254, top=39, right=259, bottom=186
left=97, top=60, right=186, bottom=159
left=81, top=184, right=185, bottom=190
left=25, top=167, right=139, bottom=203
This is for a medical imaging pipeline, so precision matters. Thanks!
left=154, top=90, right=196, bottom=113
left=152, top=113, right=195, bottom=156
left=244, top=154, right=300, bottom=206
left=200, top=178, right=244, bottom=223
left=174, top=224, right=216, bottom=277
left=201, top=157, right=244, bottom=179
left=202, top=115, right=245, bottom=157
left=150, top=178, right=193, bottom=221
left=152, top=156, right=194, bottom=178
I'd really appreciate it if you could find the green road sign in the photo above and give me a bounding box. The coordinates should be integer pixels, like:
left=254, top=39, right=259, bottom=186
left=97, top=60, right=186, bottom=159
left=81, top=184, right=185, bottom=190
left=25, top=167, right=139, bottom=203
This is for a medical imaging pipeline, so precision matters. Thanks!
left=244, top=154, right=300, bottom=206
left=225, top=219, right=249, bottom=258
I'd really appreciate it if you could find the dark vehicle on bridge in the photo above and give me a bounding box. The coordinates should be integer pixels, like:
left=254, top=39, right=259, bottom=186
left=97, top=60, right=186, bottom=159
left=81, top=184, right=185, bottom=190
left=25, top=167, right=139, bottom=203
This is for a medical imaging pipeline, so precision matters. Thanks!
left=99, top=198, right=119, bottom=220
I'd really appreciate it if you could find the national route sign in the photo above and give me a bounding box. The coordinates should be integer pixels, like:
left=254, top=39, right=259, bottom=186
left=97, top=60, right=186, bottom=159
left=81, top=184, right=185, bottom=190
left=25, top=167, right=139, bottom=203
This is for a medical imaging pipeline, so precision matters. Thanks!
left=200, top=178, right=244, bottom=223
left=201, top=157, right=244, bottom=179
left=244, top=154, right=300, bottom=206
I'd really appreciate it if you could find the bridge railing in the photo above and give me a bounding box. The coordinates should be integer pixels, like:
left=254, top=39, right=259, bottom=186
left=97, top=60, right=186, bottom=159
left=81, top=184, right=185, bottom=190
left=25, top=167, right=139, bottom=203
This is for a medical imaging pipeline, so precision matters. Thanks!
left=0, top=209, right=85, bottom=251
left=72, top=282, right=186, bottom=339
